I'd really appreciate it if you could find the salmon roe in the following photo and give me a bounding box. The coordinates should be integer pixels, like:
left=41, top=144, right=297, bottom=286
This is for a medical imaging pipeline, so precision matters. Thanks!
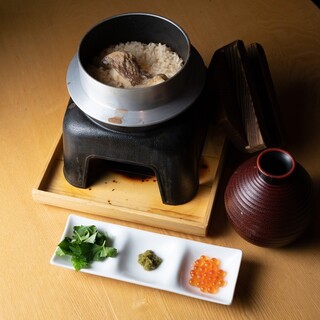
left=188, top=255, right=227, bottom=294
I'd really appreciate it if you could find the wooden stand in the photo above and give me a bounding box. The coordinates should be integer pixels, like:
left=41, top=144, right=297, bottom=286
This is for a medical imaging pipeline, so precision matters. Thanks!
left=32, top=125, right=226, bottom=236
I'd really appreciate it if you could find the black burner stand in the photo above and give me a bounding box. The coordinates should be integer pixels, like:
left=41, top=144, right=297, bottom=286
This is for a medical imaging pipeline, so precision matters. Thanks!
left=63, top=95, right=211, bottom=205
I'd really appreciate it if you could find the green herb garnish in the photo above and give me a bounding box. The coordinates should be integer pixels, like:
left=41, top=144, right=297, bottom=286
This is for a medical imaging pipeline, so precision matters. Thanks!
left=56, top=225, right=117, bottom=271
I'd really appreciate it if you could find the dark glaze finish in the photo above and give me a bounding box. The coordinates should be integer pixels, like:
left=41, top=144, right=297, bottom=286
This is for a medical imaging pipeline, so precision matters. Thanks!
left=224, top=148, right=314, bottom=247
left=63, top=91, right=210, bottom=205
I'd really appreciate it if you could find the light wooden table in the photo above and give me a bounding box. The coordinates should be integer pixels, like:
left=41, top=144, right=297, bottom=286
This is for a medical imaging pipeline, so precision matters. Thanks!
left=1, top=0, right=319, bottom=319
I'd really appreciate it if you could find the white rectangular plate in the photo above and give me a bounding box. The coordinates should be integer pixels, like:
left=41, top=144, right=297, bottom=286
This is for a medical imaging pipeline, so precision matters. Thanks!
left=50, top=214, right=242, bottom=305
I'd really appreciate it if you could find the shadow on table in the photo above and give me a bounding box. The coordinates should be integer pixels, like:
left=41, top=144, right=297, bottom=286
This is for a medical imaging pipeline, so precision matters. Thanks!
left=207, top=143, right=252, bottom=237
left=232, top=258, right=260, bottom=307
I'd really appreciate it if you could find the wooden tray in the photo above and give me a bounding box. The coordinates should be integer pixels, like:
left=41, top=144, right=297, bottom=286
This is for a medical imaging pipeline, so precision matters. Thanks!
left=32, top=125, right=226, bottom=236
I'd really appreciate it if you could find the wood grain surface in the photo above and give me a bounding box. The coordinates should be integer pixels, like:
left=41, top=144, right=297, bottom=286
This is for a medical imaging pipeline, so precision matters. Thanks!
left=1, top=0, right=319, bottom=319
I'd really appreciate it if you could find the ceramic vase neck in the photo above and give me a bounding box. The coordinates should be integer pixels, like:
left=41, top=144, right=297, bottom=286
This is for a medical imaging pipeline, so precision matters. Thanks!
left=257, top=148, right=296, bottom=184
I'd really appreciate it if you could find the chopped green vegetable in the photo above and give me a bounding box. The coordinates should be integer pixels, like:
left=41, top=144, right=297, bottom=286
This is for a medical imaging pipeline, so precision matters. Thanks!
left=138, top=250, right=162, bottom=271
left=56, top=225, right=117, bottom=271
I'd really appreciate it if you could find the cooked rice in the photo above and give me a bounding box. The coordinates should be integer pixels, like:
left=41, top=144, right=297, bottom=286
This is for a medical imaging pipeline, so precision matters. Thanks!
left=87, top=41, right=184, bottom=88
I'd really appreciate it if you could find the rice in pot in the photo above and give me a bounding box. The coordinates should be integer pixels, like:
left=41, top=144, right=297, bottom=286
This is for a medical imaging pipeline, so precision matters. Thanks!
left=87, top=41, right=184, bottom=88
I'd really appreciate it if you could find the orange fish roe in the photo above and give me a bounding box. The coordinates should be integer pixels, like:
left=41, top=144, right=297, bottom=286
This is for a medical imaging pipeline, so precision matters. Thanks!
left=188, top=255, right=227, bottom=294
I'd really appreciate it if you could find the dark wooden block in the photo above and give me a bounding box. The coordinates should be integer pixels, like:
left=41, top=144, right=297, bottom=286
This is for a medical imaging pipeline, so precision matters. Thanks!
left=208, top=40, right=283, bottom=153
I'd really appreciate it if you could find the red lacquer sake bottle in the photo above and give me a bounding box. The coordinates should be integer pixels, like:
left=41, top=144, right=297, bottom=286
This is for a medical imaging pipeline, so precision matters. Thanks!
left=224, top=148, right=314, bottom=247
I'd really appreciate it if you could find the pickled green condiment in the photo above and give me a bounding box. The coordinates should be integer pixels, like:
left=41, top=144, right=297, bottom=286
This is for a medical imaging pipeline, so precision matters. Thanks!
left=138, top=250, right=162, bottom=271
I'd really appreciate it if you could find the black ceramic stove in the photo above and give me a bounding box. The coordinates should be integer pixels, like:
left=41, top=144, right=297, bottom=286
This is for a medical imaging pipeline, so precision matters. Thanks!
left=63, top=93, right=211, bottom=205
